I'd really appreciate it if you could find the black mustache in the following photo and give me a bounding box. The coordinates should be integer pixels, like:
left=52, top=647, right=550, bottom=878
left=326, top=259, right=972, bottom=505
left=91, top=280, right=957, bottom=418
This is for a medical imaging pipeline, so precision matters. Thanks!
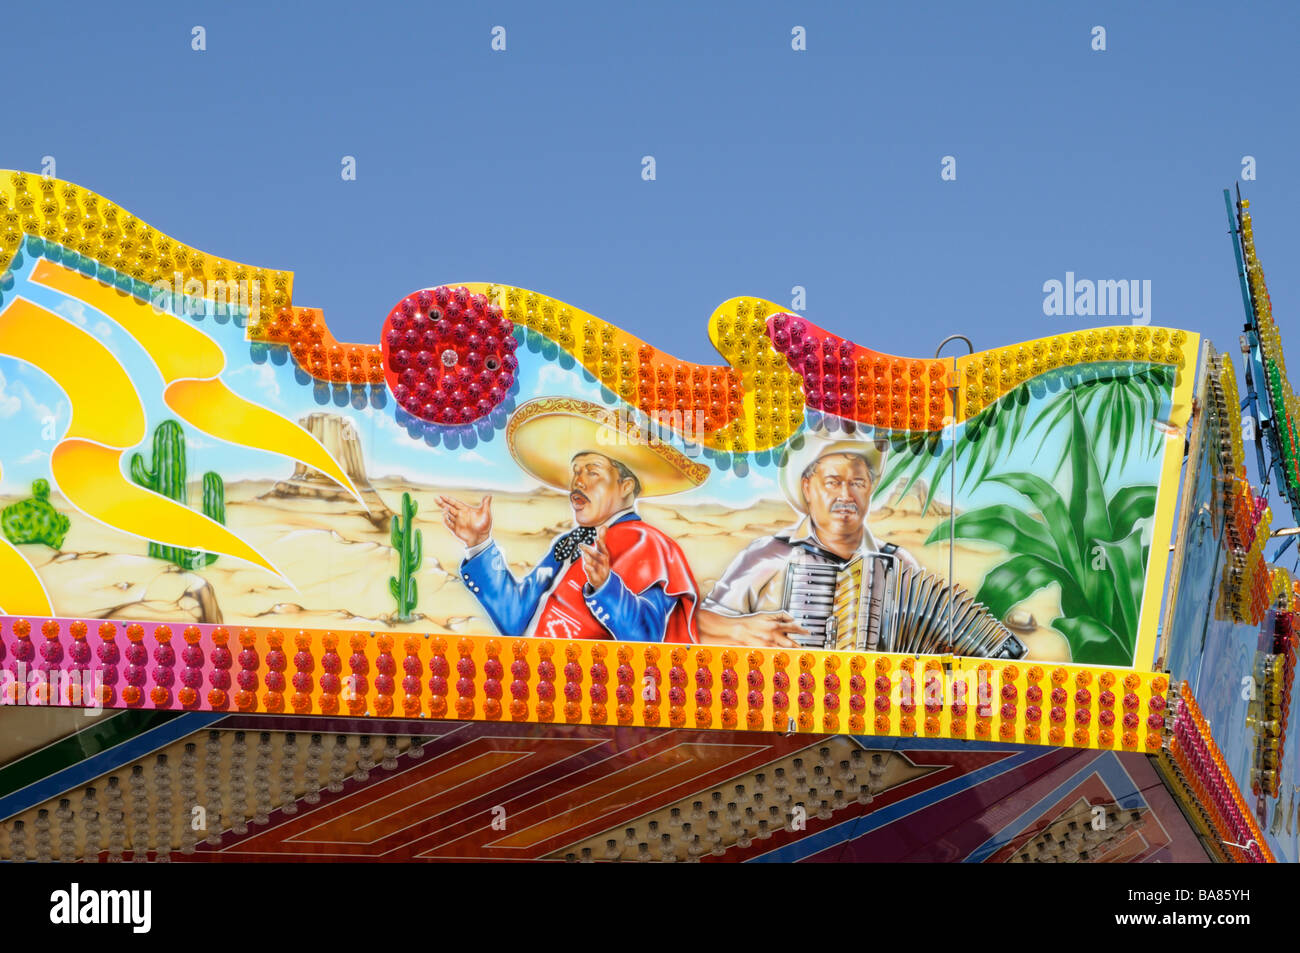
left=570, top=490, right=589, bottom=503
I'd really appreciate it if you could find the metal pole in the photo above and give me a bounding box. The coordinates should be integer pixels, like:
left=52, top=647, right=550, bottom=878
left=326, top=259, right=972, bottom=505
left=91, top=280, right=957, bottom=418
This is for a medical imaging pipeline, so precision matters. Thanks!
left=1227, top=187, right=1297, bottom=547
left=935, top=334, right=974, bottom=654
left=1224, top=188, right=1255, bottom=325
left=1226, top=190, right=1271, bottom=485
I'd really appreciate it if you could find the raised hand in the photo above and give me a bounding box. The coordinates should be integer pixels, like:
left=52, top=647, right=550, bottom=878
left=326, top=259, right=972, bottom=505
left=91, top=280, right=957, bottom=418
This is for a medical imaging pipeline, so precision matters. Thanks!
left=437, top=494, right=493, bottom=549
left=580, top=526, right=612, bottom=591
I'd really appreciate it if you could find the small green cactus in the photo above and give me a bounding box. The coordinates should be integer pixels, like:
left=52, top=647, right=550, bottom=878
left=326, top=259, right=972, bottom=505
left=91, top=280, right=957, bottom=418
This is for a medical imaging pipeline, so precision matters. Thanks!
left=130, top=420, right=188, bottom=505
left=1, top=478, right=71, bottom=549
left=389, top=491, right=422, bottom=621
left=129, top=419, right=227, bottom=569
left=201, top=471, right=225, bottom=567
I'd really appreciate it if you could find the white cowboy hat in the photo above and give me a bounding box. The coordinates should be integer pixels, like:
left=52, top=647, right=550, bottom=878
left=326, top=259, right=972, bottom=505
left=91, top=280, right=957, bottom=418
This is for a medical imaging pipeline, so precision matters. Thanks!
left=778, top=430, right=887, bottom=514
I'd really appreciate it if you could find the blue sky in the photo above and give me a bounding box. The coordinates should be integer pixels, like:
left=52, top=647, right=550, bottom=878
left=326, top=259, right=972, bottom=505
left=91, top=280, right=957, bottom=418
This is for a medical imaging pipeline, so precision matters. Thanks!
left=0, top=0, right=1291, bottom=518
left=4, top=0, right=1295, bottom=362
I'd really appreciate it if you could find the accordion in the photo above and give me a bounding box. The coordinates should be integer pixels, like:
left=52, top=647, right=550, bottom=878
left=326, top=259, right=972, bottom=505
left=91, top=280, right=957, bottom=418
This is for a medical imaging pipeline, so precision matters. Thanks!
left=781, top=552, right=1028, bottom=659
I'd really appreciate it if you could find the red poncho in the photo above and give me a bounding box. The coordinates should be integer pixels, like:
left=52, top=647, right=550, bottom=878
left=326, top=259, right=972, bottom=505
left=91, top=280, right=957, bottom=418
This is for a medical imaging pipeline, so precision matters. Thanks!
left=534, top=519, right=699, bottom=643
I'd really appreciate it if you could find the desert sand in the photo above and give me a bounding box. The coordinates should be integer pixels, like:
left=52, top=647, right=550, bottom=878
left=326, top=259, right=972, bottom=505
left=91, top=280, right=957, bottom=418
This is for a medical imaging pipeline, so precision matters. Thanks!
left=0, top=476, right=1070, bottom=661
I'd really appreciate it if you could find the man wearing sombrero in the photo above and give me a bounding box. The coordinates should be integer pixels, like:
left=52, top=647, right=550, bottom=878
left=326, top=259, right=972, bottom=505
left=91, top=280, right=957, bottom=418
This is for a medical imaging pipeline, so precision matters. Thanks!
left=697, top=429, right=919, bottom=647
left=439, top=397, right=708, bottom=643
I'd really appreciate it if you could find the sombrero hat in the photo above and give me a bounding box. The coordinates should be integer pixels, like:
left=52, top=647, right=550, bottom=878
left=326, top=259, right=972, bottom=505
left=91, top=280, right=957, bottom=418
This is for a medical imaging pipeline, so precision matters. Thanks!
left=506, top=397, right=710, bottom=497
left=778, top=429, right=887, bottom=514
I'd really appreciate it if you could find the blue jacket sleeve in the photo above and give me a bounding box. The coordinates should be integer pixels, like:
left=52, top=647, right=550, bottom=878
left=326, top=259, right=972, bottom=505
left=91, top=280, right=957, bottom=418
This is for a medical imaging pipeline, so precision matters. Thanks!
left=461, top=541, right=562, bottom=638
left=582, top=571, right=676, bottom=642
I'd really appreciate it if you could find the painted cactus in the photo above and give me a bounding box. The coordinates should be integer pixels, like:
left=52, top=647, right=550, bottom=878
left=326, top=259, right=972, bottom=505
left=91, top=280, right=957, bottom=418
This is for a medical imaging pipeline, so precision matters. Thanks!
left=201, top=471, right=226, bottom=567
left=129, top=420, right=227, bottom=569
left=1, top=478, right=71, bottom=549
left=389, top=491, right=422, bottom=621
left=130, top=419, right=188, bottom=507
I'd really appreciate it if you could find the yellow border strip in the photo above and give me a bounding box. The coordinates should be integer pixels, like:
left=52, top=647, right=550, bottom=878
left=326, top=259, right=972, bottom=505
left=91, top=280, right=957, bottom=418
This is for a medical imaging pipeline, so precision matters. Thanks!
left=0, top=617, right=1169, bottom=752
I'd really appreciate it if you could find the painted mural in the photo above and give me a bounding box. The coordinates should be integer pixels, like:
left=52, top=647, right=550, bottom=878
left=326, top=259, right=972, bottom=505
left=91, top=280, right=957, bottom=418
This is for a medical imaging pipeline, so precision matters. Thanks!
left=0, top=172, right=1196, bottom=671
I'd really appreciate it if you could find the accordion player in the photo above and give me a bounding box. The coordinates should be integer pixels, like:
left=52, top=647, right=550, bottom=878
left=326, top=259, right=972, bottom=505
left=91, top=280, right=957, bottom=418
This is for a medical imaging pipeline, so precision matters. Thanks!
left=781, top=548, right=1028, bottom=659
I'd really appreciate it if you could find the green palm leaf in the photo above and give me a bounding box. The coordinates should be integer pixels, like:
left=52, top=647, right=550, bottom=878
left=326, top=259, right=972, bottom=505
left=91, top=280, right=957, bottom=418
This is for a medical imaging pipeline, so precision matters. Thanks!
left=1064, top=395, right=1117, bottom=627
left=1094, top=529, right=1147, bottom=643
left=874, top=432, right=940, bottom=502
left=1028, top=401, right=1071, bottom=467
left=922, top=441, right=955, bottom=513
left=1106, top=385, right=1126, bottom=479
left=1126, top=376, right=1145, bottom=471
left=1052, top=615, right=1132, bottom=667
left=1107, top=485, right=1157, bottom=537
left=1031, top=363, right=1173, bottom=480
left=1069, top=395, right=1113, bottom=560
left=974, top=554, right=1087, bottom=621
left=925, top=504, right=1061, bottom=564
left=988, top=471, right=1086, bottom=589
left=874, top=362, right=1173, bottom=509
